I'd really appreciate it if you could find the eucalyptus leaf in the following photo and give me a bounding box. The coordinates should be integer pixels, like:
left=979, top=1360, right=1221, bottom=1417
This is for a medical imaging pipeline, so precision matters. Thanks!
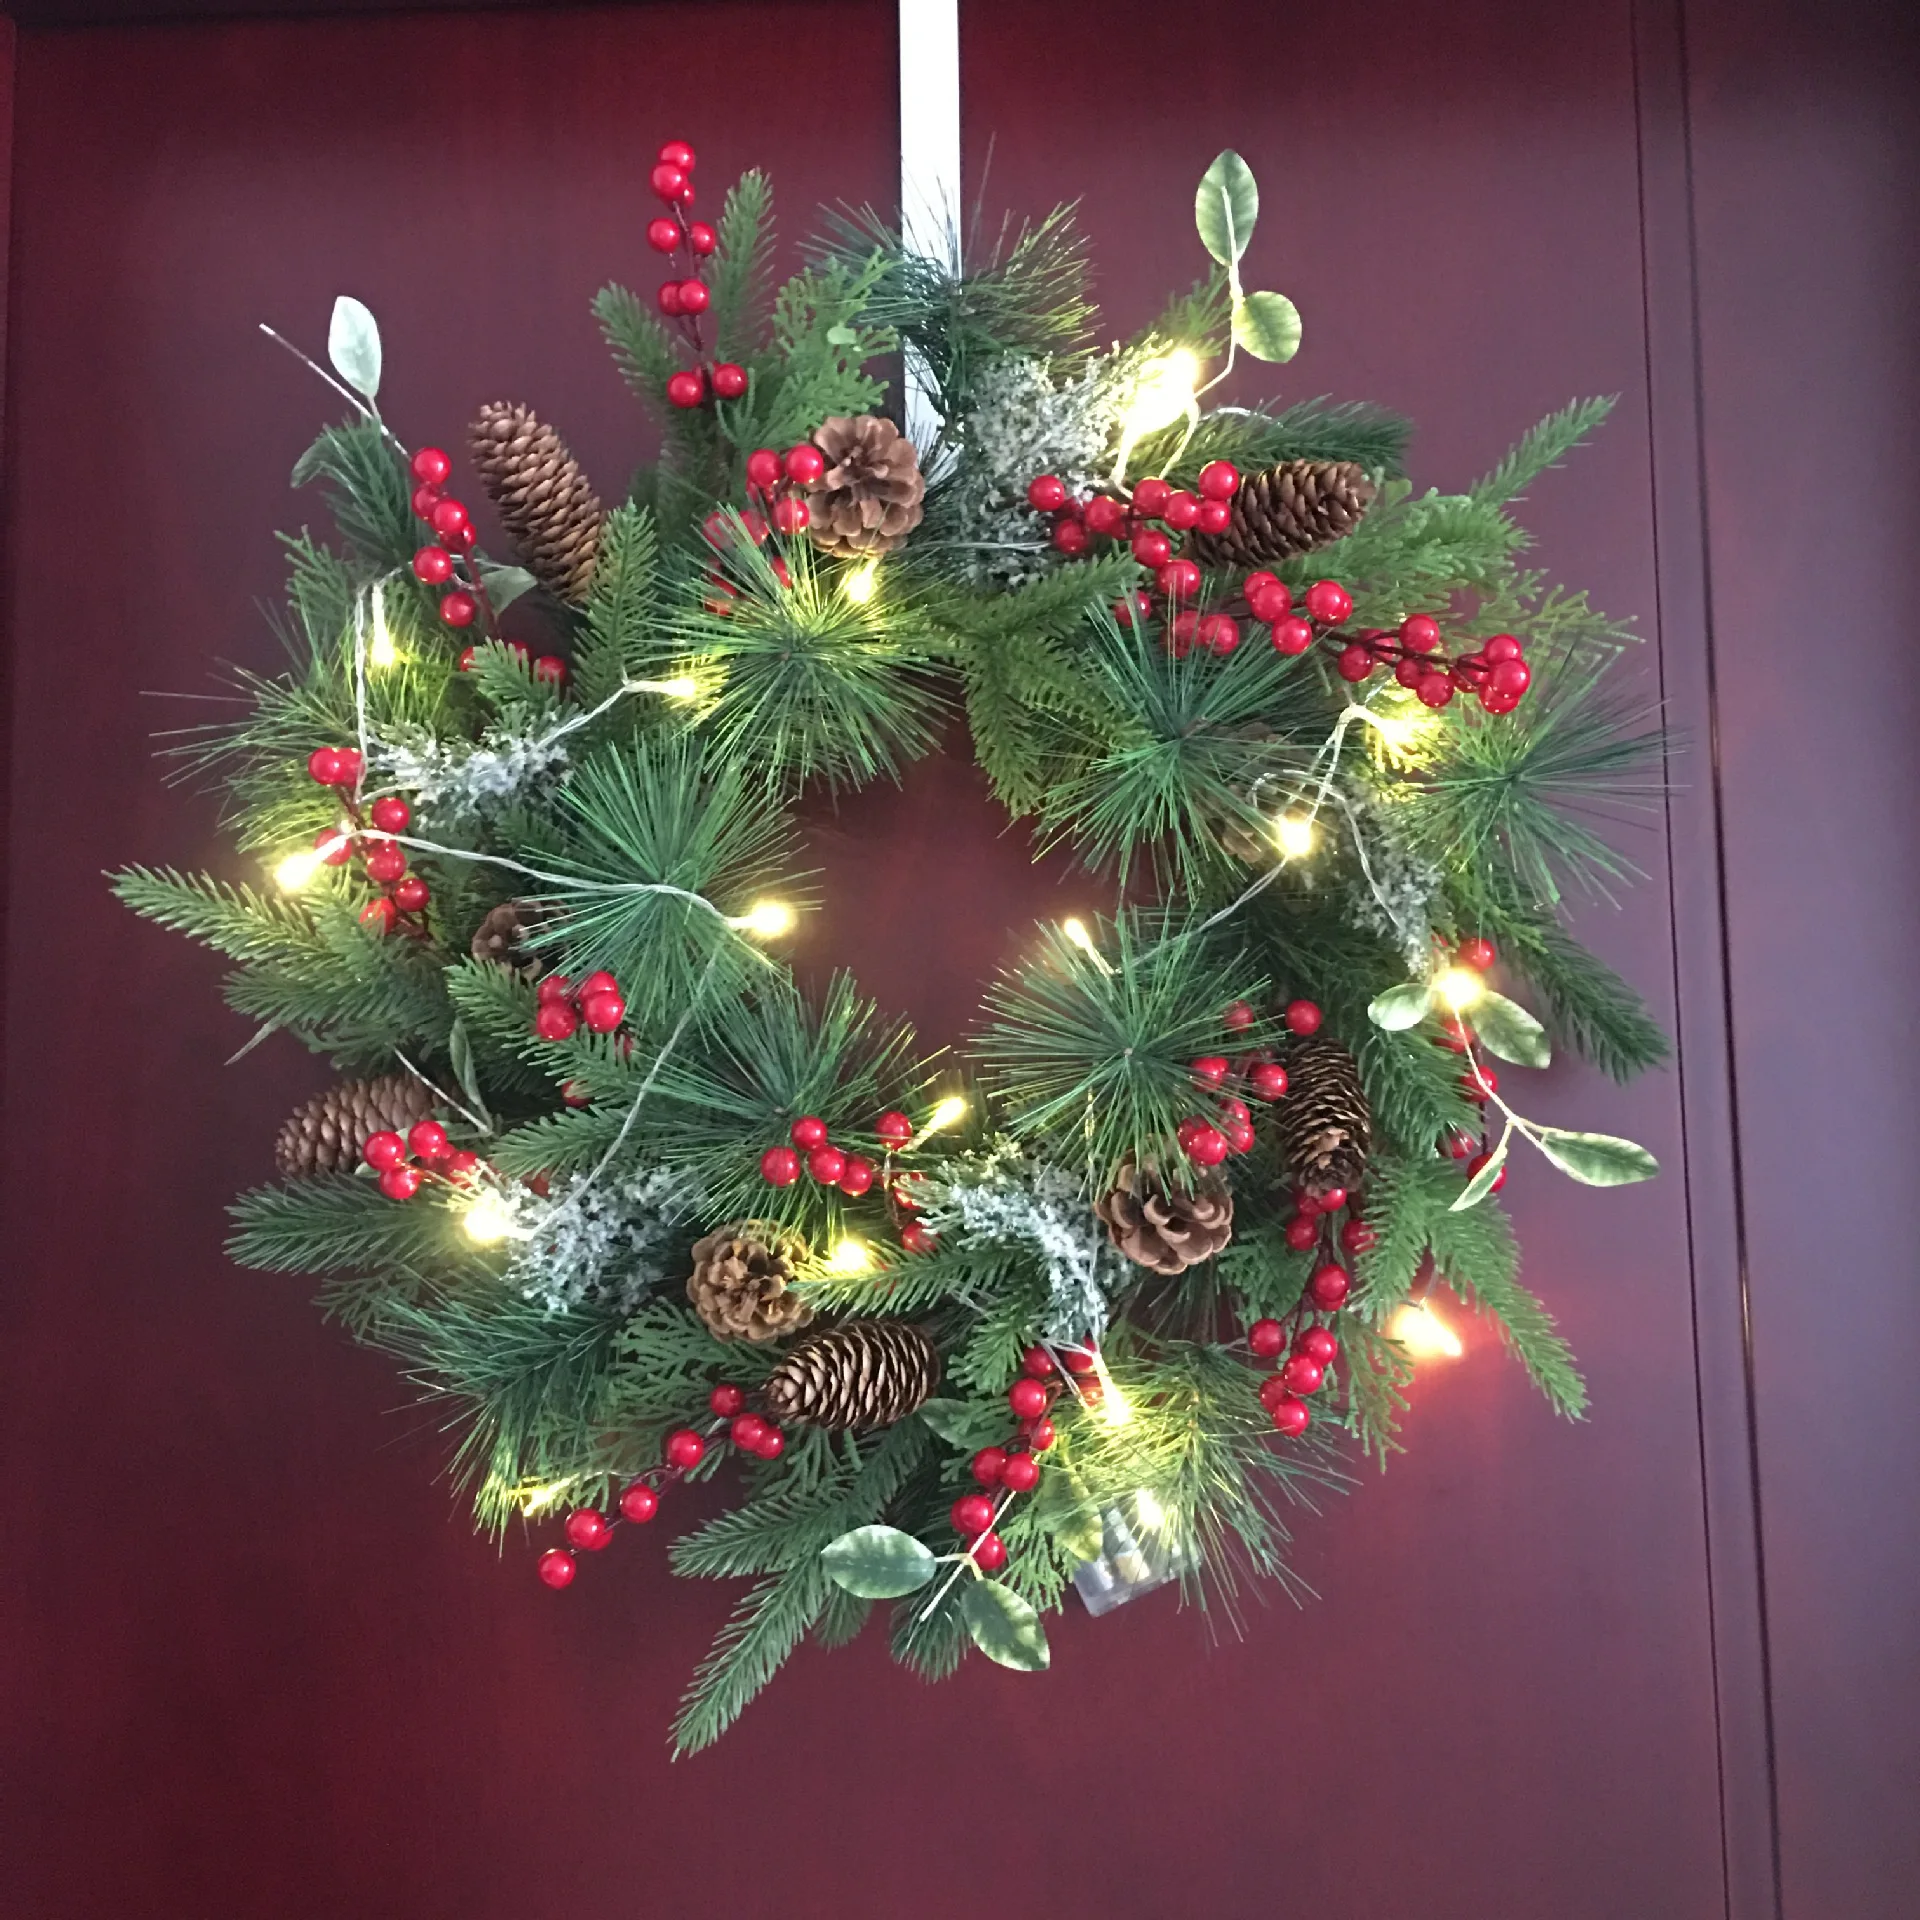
left=446, top=1019, right=491, bottom=1125
left=1195, top=150, right=1259, bottom=268
left=960, top=1578, right=1050, bottom=1672
left=476, top=563, right=540, bottom=612
left=1530, top=1127, right=1660, bottom=1186
left=1449, top=1135, right=1509, bottom=1212
left=1368, top=980, right=1432, bottom=1031
left=1232, top=290, right=1302, bottom=364
left=327, top=295, right=382, bottom=401
left=820, top=1524, right=937, bottom=1598
left=1471, top=990, right=1552, bottom=1069
left=915, top=1398, right=979, bottom=1447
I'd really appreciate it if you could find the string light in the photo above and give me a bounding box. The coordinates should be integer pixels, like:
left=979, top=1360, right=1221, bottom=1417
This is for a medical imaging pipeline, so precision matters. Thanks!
left=274, top=848, right=323, bottom=892
left=1435, top=967, right=1486, bottom=1013
left=1273, top=813, right=1317, bottom=860
left=1123, top=349, right=1201, bottom=438
left=368, top=604, right=398, bottom=668
left=1131, top=1488, right=1167, bottom=1534
left=462, top=1191, right=517, bottom=1244
left=1091, top=1351, right=1134, bottom=1427
left=518, top=1481, right=572, bottom=1516
left=1389, top=1300, right=1464, bottom=1359
left=826, top=1239, right=873, bottom=1274
left=629, top=675, right=700, bottom=699
left=1060, top=917, right=1116, bottom=974
left=734, top=899, right=796, bottom=940
left=908, top=1094, right=969, bottom=1149
left=842, top=560, right=880, bottom=605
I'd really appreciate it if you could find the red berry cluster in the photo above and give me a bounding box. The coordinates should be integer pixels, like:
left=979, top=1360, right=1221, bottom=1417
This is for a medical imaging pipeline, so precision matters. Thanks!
left=947, top=1346, right=1082, bottom=1573
left=303, top=755, right=431, bottom=937
left=758, top=1113, right=878, bottom=1198
left=1175, top=997, right=1321, bottom=1166
left=364, top=1118, right=481, bottom=1202
left=1325, top=610, right=1535, bottom=714
left=453, top=635, right=569, bottom=685
left=406, top=446, right=491, bottom=631
left=642, top=142, right=747, bottom=412
left=539, top=1380, right=786, bottom=1589
left=531, top=971, right=627, bottom=1042
left=1030, top=461, right=1242, bottom=598
left=1246, top=1314, right=1342, bottom=1434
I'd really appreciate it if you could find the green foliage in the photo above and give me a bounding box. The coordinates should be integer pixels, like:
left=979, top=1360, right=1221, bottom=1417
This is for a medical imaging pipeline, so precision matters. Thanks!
left=228, top=1176, right=468, bottom=1278
left=573, top=503, right=663, bottom=708
left=709, top=169, right=776, bottom=367
left=291, top=419, right=415, bottom=570
left=726, top=255, right=894, bottom=455
left=1470, top=397, right=1616, bottom=507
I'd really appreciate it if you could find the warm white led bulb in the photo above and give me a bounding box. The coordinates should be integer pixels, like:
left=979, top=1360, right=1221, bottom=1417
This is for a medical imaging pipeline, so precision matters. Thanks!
left=842, top=560, right=880, bottom=605
left=1389, top=1301, right=1464, bottom=1359
left=1273, top=813, right=1317, bottom=860
left=827, top=1239, right=872, bottom=1274
left=1435, top=967, right=1485, bottom=1013
left=738, top=899, right=796, bottom=939
left=274, top=848, right=323, bottom=892
left=1124, top=350, right=1201, bottom=438
left=462, top=1192, right=515, bottom=1244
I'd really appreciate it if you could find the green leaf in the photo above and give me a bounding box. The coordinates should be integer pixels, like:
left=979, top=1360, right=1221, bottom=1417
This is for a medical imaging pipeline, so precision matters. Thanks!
left=477, top=563, right=539, bottom=612
left=1471, top=990, right=1552, bottom=1069
left=1530, top=1127, right=1659, bottom=1186
left=1195, top=150, right=1259, bottom=268
left=960, top=1578, right=1051, bottom=1671
left=1035, top=1465, right=1106, bottom=1563
left=824, top=323, right=858, bottom=346
left=820, top=1524, right=938, bottom=1599
left=916, top=1398, right=978, bottom=1447
left=1368, top=981, right=1432, bottom=1031
left=1232, top=290, right=1302, bottom=364
left=446, top=1018, right=491, bottom=1125
left=1450, top=1134, right=1509, bottom=1212
left=327, top=295, right=381, bottom=400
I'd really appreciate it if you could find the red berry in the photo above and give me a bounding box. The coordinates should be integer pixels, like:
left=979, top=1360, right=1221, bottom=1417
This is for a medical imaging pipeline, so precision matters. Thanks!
left=1308, top=1264, right=1352, bottom=1311
left=425, top=497, right=467, bottom=540
left=1223, top=1000, right=1256, bottom=1032
left=1021, top=1345, right=1053, bottom=1377
left=1297, top=1327, right=1340, bottom=1366
left=1337, top=642, right=1375, bottom=682
left=393, top=875, right=429, bottom=913
left=899, top=1222, right=938, bottom=1255
left=1084, top=495, right=1128, bottom=538
left=306, top=747, right=344, bottom=785
left=1269, top=1397, right=1310, bottom=1436
left=1400, top=613, right=1442, bottom=653
left=650, top=162, right=687, bottom=200
left=1156, top=557, right=1202, bottom=599
left=1131, top=528, right=1172, bottom=568
left=537, top=974, right=574, bottom=1003
left=580, top=990, right=625, bottom=1033
left=1059, top=1347, right=1096, bottom=1375
left=1445, top=1129, right=1479, bottom=1159
left=658, top=139, right=696, bottom=171
left=1282, top=1354, right=1326, bottom=1395
left=1167, top=610, right=1200, bottom=657
left=363, top=842, right=407, bottom=884
left=1340, top=1218, right=1377, bottom=1255
left=1195, top=499, right=1232, bottom=535
left=577, top=972, right=618, bottom=999
left=1467, top=1149, right=1509, bottom=1192
left=687, top=221, right=717, bottom=255
left=969, top=1531, right=1008, bottom=1571
left=770, top=495, right=810, bottom=534
left=1248, top=1318, right=1286, bottom=1358
left=379, top=1164, right=423, bottom=1201
left=1028, top=1417, right=1056, bottom=1450
left=666, top=370, right=706, bottom=409
left=1183, top=1122, right=1229, bottom=1167
left=363, top=1130, right=408, bottom=1171
left=1162, top=490, right=1201, bottom=531
left=657, top=281, right=684, bottom=316
left=1197, top=459, right=1240, bottom=500
left=971, top=1446, right=1009, bottom=1487
left=620, top=1482, right=660, bottom=1524
left=1224, top=1119, right=1255, bottom=1154
left=807, top=1145, right=846, bottom=1185
left=752, top=1425, right=786, bottom=1461
left=359, top=897, right=396, bottom=936
left=783, top=445, right=826, bottom=485
left=1199, top=613, right=1241, bottom=655
left=1285, top=1215, right=1320, bottom=1251
left=709, top=1383, right=746, bottom=1418
left=1457, top=936, right=1496, bottom=971
left=952, top=1493, right=995, bottom=1536
left=711, top=362, right=747, bottom=399
left=1483, top=633, right=1524, bottom=663
left=411, top=484, right=443, bottom=521
left=1258, top=1372, right=1293, bottom=1410
left=565, top=1509, right=611, bottom=1552
left=1131, top=477, right=1172, bottom=517
left=664, top=1428, right=705, bottom=1471
left=439, top=591, right=477, bottom=628
left=837, top=1154, right=875, bottom=1198
left=531, top=655, right=568, bottom=688
left=760, top=1145, right=801, bottom=1187
left=1248, top=1061, right=1289, bottom=1101
left=1305, top=580, right=1353, bottom=625
left=441, top=1150, right=480, bottom=1180
left=1008, top=1378, right=1048, bottom=1420
left=1052, top=518, right=1090, bottom=556
left=534, top=1001, right=578, bottom=1042
left=1243, top=569, right=1282, bottom=600
left=1191, top=1055, right=1230, bottom=1087
left=369, top=795, right=411, bottom=833
left=315, top=828, right=352, bottom=868
left=1284, top=1000, right=1323, bottom=1036
left=1480, top=687, right=1523, bottom=716
left=407, top=1120, right=449, bottom=1162
left=457, top=646, right=479, bottom=672
left=1464, top=1064, right=1499, bottom=1100
left=412, top=545, right=453, bottom=586
left=646, top=216, right=681, bottom=253
left=1417, top=673, right=1455, bottom=709
left=787, top=1115, right=830, bottom=1153
left=559, top=1079, right=591, bottom=1109
left=874, top=1109, right=913, bottom=1146
left=1272, top=615, right=1314, bottom=656
left=676, top=278, right=711, bottom=315
left=999, top=1452, right=1040, bottom=1493
left=537, top=1548, right=577, bottom=1589
left=1026, top=474, right=1069, bottom=512
left=410, top=446, right=452, bottom=487
left=745, top=448, right=782, bottom=491
left=1391, top=656, right=1423, bottom=690
left=1314, top=1186, right=1348, bottom=1214
left=730, top=1413, right=768, bottom=1453
left=1490, top=658, right=1532, bottom=698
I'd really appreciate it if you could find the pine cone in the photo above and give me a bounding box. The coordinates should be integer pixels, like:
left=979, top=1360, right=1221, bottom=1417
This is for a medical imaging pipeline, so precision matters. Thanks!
left=275, top=1073, right=435, bottom=1178
left=762, top=1319, right=942, bottom=1430
left=1187, top=460, right=1375, bottom=570
left=804, top=415, right=926, bottom=558
left=1095, top=1164, right=1234, bottom=1275
left=1276, top=1035, right=1373, bottom=1198
left=467, top=402, right=605, bottom=605
left=470, top=900, right=531, bottom=968
left=686, top=1224, right=814, bottom=1343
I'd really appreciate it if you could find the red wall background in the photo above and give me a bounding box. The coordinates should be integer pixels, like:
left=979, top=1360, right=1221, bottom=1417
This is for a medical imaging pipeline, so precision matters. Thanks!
left=0, top=3, right=1914, bottom=1916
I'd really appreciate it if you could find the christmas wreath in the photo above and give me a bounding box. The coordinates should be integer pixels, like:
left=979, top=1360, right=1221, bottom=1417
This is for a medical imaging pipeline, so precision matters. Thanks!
left=117, top=142, right=1667, bottom=1751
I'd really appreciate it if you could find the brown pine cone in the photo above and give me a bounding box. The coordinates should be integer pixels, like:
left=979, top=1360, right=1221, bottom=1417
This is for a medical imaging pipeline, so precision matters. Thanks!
left=275, top=1073, right=436, bottom=1178
left=761, top=1319, right=942, bottom=1430
left=469, top=901, right=531, bottom=968
left=1187, top=459, right=1375, bottom=569
left=1095, top=1164, right=1234, bottom=1275
left=467, top=402, right=605, bottom=605
left=1276, top=1034, right=1373, bottom=1198
left=804, top=415, right=926, bottom=558
left=686, top=1224, right=814, bottom=1343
